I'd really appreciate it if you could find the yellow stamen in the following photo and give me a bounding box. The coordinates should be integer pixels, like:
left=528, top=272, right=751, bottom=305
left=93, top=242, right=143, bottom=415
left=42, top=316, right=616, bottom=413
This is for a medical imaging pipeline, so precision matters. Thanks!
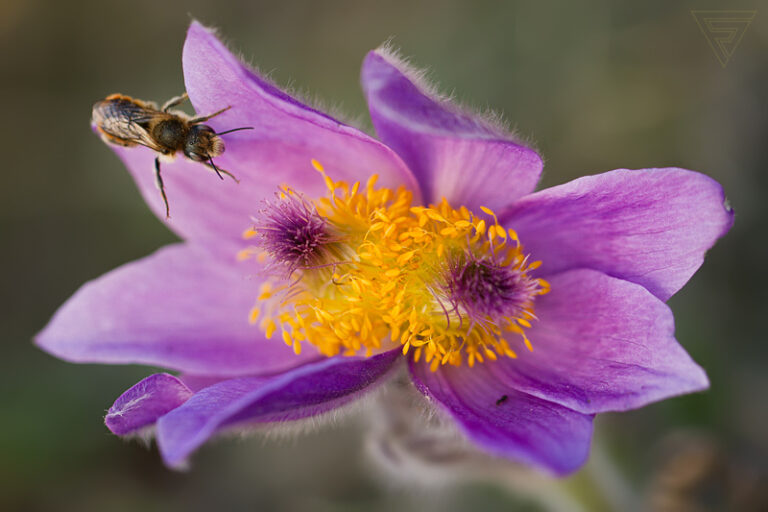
left=249, top=160, right=548, bottom=369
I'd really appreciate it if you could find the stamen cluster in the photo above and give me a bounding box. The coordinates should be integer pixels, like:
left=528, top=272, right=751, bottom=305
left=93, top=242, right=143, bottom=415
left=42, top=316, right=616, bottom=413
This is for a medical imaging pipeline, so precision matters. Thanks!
left=241, top=160, right=549, bottom=369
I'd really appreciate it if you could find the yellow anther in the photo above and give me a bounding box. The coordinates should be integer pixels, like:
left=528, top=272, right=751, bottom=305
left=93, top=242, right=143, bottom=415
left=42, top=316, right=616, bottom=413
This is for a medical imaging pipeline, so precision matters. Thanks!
left=311, top=159, right=324, bottom=172
left=369, top=222, right=386, bottom=232
left=384, top=268, right=400, bottom=278
left=440, top=227, right=458, bottom=236
left=265, top=320, right=277, bottom=339
left=237, top=249, right=255, bottom=261
left=397, top=250, right=416, bottom=265
left=426, top=210, right=447, bottom=222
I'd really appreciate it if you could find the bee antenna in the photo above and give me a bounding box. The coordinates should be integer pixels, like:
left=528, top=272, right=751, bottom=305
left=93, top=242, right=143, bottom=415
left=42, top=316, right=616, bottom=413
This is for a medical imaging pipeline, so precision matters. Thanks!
left=215, top=126, right=254, bottom=136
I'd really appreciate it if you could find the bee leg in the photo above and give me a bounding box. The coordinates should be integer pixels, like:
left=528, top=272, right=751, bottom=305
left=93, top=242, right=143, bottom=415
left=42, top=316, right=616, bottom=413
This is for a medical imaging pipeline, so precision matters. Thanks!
left=154, top=157, right=171, bottom=219
left=190, top=105, right=232, bottom=124
left=207, top=158, right=240, bottom=183
left=161, top=92, right=189, bottom=112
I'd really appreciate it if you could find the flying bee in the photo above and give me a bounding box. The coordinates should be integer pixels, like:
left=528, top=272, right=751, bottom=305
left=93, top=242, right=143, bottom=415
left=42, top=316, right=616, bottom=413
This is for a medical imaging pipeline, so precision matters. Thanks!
left=91, top=93, right=252, bottom=218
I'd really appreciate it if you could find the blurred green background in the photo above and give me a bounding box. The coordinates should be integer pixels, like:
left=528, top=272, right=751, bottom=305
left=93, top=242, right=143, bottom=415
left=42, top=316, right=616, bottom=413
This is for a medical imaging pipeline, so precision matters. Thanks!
left=2, top=1, right=766, bottom=510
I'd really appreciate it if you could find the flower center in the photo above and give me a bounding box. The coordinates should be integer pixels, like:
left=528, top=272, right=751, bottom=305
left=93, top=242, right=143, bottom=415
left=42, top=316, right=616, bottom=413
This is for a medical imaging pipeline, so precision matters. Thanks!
left=241, top=160, right=549, bottom=370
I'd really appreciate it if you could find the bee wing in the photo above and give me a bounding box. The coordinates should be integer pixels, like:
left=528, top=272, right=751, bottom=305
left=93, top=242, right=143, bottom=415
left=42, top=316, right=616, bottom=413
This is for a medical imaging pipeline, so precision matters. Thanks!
left=93, top=100, right=167, bottom=152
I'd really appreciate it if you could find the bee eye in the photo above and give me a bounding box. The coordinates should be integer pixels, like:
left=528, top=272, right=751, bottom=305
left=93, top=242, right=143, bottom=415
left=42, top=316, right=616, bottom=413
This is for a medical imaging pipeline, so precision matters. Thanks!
left=189, top=124, right=215, bottom=137
left=186, top=124, right=224, bottom=160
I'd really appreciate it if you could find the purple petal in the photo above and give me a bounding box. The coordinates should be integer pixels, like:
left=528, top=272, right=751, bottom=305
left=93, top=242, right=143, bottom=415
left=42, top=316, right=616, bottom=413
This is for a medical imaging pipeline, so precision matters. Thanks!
left=106, top=373, right=193, bottom=435
left=361, top=49, right=542, bottom=212
left=491, top=269, right=708, bottom=414
left=110, top=22, right=417, bottom=257
left=500, top=168, right=734, bottom=300
left=35, top=244, right=317, bottom=376
left=157, top=350, right=400, bottom=467
left=179, top=375, right=231, bottom=393
left=410, top=359, right=593, bottom=476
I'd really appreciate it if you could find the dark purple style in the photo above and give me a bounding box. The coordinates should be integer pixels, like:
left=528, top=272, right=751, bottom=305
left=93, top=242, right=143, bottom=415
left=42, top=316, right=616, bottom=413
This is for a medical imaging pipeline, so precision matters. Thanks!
left=36, top=22, right=733, bottom=475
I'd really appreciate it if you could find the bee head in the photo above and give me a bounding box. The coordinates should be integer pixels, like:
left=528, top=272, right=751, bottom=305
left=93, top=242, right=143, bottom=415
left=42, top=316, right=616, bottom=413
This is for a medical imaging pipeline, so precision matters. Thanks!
left=184, top=124, right=225, bottom=161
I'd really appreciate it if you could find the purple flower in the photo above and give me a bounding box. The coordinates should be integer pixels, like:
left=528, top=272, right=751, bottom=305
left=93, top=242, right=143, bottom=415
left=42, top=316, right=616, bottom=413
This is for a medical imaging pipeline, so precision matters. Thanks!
left=36, top=22, right=733, bottom=475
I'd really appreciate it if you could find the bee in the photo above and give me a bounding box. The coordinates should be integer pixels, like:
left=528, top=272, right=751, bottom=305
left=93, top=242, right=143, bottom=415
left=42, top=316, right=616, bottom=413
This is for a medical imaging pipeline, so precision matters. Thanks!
left=91, top=93, right=252, bottom=218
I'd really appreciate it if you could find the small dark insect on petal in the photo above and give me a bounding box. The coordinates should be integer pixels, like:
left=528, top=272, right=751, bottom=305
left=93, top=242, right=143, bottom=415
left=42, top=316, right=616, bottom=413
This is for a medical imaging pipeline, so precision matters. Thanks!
left=496, top=395, right=508, bottom=406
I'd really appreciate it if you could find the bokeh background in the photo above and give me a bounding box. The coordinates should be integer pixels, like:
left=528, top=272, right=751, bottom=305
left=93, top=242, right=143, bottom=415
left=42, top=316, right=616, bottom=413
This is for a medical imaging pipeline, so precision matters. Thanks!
left=2, top=1, right=766, bottom=510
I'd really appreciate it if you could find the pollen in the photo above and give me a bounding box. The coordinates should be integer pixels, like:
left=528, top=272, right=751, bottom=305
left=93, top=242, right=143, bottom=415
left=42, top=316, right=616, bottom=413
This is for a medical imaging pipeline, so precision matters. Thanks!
left=243, top=161, right=549, bottom=369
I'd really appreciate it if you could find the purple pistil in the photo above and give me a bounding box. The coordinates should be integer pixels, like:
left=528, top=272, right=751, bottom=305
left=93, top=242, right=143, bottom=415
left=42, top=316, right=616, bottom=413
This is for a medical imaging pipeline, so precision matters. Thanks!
left=444, top=254, right=535, bottom=321
left=252, top=191, right=334, bottom=275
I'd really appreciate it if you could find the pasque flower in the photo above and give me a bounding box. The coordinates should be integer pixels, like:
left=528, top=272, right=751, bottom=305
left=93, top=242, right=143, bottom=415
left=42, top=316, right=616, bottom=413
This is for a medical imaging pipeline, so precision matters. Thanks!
left=36, top=22, right=733, bottom=475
